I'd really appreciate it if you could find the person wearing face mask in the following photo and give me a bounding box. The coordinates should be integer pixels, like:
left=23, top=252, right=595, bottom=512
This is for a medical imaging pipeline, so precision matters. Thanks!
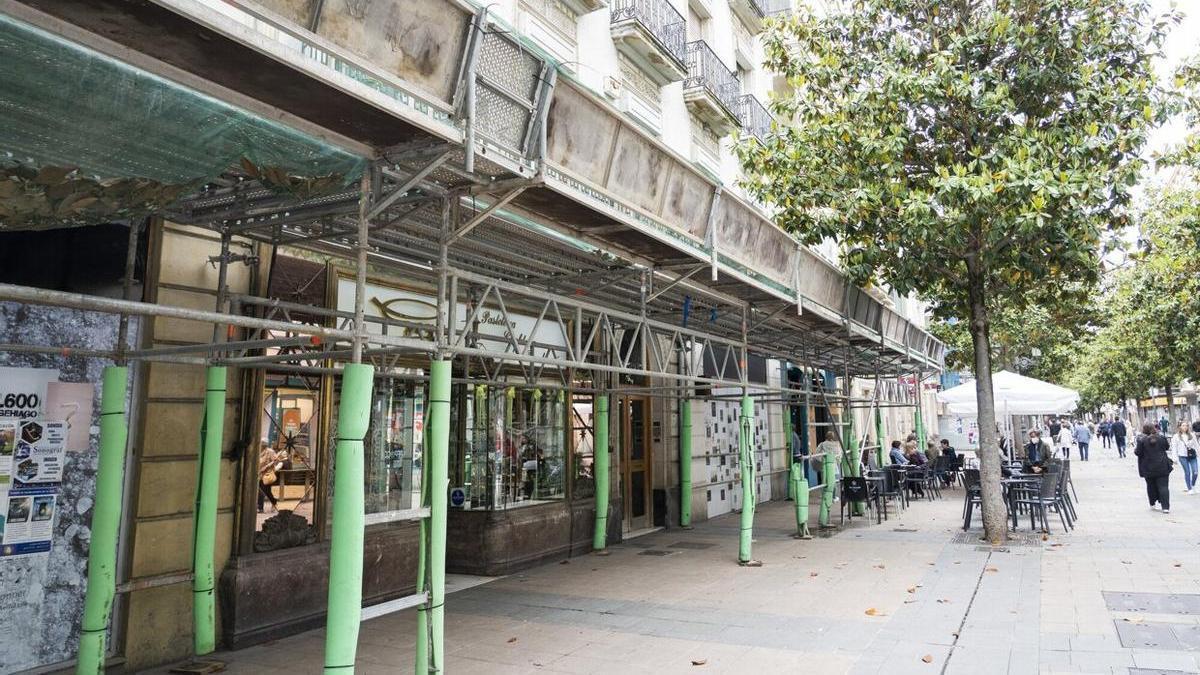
left=1023, top=430, right=1051, bottom=474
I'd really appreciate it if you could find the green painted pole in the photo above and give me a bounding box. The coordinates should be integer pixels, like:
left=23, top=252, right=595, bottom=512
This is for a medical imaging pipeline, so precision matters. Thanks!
left=427, top=360, right=451, bottom=673
left=875, top=409, right=886, bottom=467
left=592, top=394, right=610, bottom=550
left=846, top=416, right=864, bottom=516
left=789, top=463, right=812, bottom=539
left=77, top=367, right=128, bottom=675
left=819, top=449, right=835, bottom=527
left=414, top=398, right=431, bottom=675
left=783, top=396, right=794, bottom=501
left=798, top=400, right=810, bottom=485
left=323, top=363, right=374, bottom=673
left=414, top=472, right=429, bottom=675
left=192, top=366, right=226, bottom=656
left=738, top=394, right=756, bottom=564
left=679, top=397, right=692, bottom=528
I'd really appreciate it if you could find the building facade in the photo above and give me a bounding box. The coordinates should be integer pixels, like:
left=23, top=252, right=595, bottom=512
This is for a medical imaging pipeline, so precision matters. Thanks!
left=0, top=0, right=943, bottom=672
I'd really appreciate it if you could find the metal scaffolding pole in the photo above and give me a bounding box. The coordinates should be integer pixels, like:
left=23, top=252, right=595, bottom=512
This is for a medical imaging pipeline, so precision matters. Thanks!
left=737, top=305, right=759, bottom=566
left=324, top=172, right=375, bottom=673
left=193, top=366, right=225, bottom=655
left=592, top=393, right=610, bottom=550
left=76, top=366, right=129, bottom=675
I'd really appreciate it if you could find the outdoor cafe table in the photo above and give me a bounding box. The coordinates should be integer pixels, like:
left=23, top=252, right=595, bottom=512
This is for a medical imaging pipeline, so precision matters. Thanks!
left=1001, top=474, right=1042, bottom=530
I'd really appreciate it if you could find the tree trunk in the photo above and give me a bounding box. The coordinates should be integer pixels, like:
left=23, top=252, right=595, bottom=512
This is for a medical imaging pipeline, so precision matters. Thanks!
left=967, top=290, right=1008, bottom=544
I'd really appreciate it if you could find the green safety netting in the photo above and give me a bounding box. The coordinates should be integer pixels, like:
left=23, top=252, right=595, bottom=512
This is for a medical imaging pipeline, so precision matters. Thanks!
left=0, top=12, right=367, bottom=230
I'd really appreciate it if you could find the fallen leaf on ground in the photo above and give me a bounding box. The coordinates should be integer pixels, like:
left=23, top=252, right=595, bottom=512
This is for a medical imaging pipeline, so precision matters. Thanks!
left=864, top=608, right=884, bottom=616
left=810, top=572, right=820, bottom=577
left=904, top=600, right=917, bottom=604
left=937, top=599, right=951, bottom=604
left=985, top=567, right=998, bottom=572
left=907, top=586, right=917, bottom=594
left=691, top=659, right=707, bottom=666
left=921, top=655, right=933, bottom=663
left=507, top=637, right=518, bottom=643
left=1121, top=560, right=1132, bottom=565
left=1041, top=534, right=1049, bottom=541
left=1123, top=617, right=1145, bottom=624
left=874, top=564, right=886, bottom=570
left=1173, top=563, right=1182, bottom=568
left=560, top=560, right=570, bottom=564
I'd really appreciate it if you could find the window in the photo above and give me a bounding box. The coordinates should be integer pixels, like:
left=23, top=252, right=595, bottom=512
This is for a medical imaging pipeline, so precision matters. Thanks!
left=364, top=378, right=425, bottom=520
left=254, top=373, right=322, bottom=548
left=456, top=386, right=567, bottom=509
left=571, top=393, right=595, bottom=498
left=686, top=4, right=709, bottom=42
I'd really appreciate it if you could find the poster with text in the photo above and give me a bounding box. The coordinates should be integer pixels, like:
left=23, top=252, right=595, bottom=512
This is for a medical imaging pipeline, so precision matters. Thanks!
left=0, top=420, right=15, bottom=486
left=12, top=421, right=66, bottom=486
left=2, top=485, right=55, bottom=556
left=0, top=367, right=57, bottom=422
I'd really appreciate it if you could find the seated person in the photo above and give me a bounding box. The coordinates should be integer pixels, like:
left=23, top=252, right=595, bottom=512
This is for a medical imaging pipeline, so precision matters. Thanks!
left=888, top=440, right=908, bottom=465
left=904, top=441, right=927, bottom=466
left=940, top=439, right=958, bottom=463
left=1022, top=430, right=1050, bottom=474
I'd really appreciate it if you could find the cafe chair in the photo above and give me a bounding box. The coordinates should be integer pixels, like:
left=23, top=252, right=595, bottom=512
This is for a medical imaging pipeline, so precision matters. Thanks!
left=840, top=476, right=881, bottom=525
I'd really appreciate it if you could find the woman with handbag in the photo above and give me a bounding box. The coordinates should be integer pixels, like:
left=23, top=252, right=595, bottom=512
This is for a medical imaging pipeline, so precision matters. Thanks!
left=257, top=442, right=284, bottom=513
left=1135, top=424, right=1174, bottom=513
left=1169, top=422, right=1199, bottom=494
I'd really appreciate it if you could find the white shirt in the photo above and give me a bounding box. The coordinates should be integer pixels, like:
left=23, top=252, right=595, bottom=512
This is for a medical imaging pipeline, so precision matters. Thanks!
left=1169, top=433, right=1198, bottom=457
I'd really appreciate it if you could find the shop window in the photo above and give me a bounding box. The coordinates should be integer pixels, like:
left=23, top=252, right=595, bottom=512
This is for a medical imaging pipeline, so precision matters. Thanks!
left=571, top=393, right=595, bottom=499
left=457, top=386, right=566, bottom=509
left=364, top=379, right=425, bottom=521
left=255, top=375, right=322, bottom=549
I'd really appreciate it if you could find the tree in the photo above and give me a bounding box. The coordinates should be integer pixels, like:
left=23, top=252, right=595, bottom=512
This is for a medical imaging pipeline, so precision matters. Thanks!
left=929, top=297, right=1090, bottom=382
left=740, top=0, right=1176, bottom=543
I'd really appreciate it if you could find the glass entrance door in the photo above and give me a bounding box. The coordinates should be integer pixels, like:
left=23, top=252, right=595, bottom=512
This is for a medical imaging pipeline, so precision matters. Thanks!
left=621, top=396, right=652, bottom=532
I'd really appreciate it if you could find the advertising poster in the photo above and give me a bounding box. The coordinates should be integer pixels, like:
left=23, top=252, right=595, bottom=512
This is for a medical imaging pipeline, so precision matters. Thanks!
left=12, top=420, right=66, bottom=485
left=0, top=420, right=14, bottom=486
left=2, top=485, right=55, bottom=556
left=0, top=366, right=57, bottom=421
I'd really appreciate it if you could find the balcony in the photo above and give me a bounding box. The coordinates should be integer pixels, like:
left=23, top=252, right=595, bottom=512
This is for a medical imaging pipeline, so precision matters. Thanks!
left=729, top=0, right=767, bottom=33
left=610, top=0, right=688, bottom=86
left=736, top=94, right=772, bottom=143
left=683, top=41, right=741, bottom=134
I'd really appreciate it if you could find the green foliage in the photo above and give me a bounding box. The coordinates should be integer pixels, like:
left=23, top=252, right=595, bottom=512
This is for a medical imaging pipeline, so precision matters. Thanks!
left=1066, top=185, right=1200, bottom=410
left=929, top=299, right=1088, bottom=381
left=742, top=0, right=1176, bottom=322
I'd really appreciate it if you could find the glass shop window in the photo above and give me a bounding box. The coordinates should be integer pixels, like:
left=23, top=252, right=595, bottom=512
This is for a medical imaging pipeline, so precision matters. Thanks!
left=459, top=386, right=566, bottom=509
left=571, top=393, right=595, bottom=499
left=256, top=376, right=321, bottom=540
left=364, top=379, right=426, bottom=521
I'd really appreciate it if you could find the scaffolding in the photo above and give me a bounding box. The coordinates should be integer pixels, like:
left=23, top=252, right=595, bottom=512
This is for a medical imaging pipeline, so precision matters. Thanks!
left=0, top=2, right=945, bottom=673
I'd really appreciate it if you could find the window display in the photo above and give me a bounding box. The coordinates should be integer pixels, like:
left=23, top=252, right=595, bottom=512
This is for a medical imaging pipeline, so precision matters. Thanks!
left=457, top=385, right=566, bottom=509
left=365, top=378, right=424, bottom=521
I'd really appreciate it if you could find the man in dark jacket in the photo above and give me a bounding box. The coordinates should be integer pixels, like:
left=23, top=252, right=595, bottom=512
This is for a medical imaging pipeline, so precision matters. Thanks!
left=1111, top=418, right=1128, bottom=458
left=1135, top=424, right=1173, bottom=513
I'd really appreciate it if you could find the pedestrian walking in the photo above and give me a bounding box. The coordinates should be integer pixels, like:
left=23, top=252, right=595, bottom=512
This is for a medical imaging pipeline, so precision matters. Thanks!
left=1112, top=418, right=1128, bottom=458
left=1135, top=423, right=1174, bottom=513
left=1099, top=418, right=1111, bottom=449
left=1058, top=423, right=1073, bottom=459
left=1073, top=420, right=1092, bottom=461
left=1170, top=422, right=1199, bottom=494
left=1048, top=418, right=1062, bottom=452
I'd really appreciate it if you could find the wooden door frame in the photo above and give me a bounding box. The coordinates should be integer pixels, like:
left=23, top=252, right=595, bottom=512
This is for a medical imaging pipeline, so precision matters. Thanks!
left=620, top=395, right=653, bottom=532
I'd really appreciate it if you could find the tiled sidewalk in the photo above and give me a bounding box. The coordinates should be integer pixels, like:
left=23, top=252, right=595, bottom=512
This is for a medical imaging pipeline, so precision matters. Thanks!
left=156, top=450, right=1200, bottom=674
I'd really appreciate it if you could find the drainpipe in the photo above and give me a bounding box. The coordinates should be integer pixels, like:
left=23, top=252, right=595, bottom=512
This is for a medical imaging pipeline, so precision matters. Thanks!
left=77, top=367, right=129, bottom=675
left=782, top=372, right=794, bottom=501
left=592, top=394, right=610, bottom=550
left=193, top=366, right=226, bottom=655
left=679, top=396, right=692, bottom=528
left=427, top=359, right=451, bottom=673
left=737, top=394, right=757, bottom=565
left=323, top=363, right=374, bottom=672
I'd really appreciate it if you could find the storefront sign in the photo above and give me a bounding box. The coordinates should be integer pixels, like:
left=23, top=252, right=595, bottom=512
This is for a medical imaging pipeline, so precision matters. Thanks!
left=449, top=487, right=465, bottom=508
left=337, top=278, right=571, bottom=354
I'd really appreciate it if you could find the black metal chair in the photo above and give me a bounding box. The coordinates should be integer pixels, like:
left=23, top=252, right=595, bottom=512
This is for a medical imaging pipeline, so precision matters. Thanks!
left=1013, top=468, right=1070, bottom=533
left=962, top=468, right=983, bottom=530
left=1062, top=458, right=1079, bottom=502
left=906, top=466, right=938, bottom=501
left=840, top=476, right=881, bottom=524
left=876, top=468, right=906, bottom=514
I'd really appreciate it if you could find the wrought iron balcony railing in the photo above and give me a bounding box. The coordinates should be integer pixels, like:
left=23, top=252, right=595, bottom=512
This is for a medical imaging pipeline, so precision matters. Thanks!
left=736, top=94, right=772, bottom=142
left=684, top=41, right=741, bottom=120
left=610, top=0, right=688, bottom=69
